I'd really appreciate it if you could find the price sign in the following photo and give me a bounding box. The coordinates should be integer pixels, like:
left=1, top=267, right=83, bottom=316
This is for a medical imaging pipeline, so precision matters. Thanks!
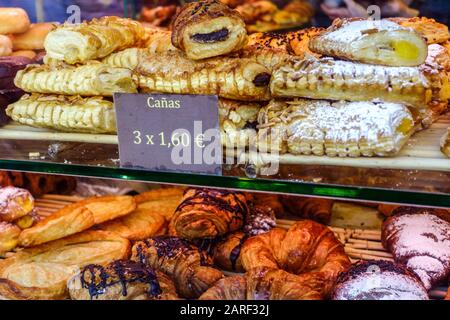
left=114, top=93, right=222, bottom=175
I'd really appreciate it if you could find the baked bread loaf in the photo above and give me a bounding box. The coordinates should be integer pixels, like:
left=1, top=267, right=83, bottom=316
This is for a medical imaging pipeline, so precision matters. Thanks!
left=0, top=230, right=130, bottom=300
left=169, top=188, right=250, bottom=240
left=68, top=260, right=179, bottom=300
left=44, top=16, right=147, bottom=64
left=200, top=267, right=323, bottom=300
left=281, top=195, right=334, bottom=224
left=257, top=99, right=414, bottom=157
left=131, top=236, right=224, bottom=298
left=442, top=127, right=450, bottom=157
left=382, top=207, right=450, bottom=290
left=6, top=94, right=117, bottom=134
left=0, top=186, right=34, bottom=222
left=135, top=50, right=271, bottom=101
left=332, top=260, right=429, bottom=300
left=0, top=8, right=30, bottom=35
left=11, top=23, right=56, bottom=50
left=241, top=220, right=351, bottom=297
left=0, top=222, right=20, bottom=254
left=135, top=187, right=184, bottom=221
left=14, top=62, right=137, bottom=97
left=389, top=17, right=450, bottom=45
left=309, top=18, right=428, bottom=67
left=171, top=0, right=247, bottom=60
left=0, top=35, right=12, bottom=57
left=18, top=195, right=136, bottom=247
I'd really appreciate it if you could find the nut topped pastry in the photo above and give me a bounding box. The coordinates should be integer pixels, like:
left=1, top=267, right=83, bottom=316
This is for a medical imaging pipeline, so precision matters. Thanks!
left=171, top=0, right=248, bottom=60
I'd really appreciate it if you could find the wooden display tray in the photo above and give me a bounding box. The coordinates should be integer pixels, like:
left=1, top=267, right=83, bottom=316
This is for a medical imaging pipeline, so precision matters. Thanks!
left=34, top=194, right=448, bottom=300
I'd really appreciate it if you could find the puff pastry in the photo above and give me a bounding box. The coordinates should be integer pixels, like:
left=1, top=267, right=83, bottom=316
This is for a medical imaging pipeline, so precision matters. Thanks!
left=0, top=222, right=20, bottom=254
left=389, top=17, right=450, bottom=45
left=441, top=127, right=450, bottom=157
left=145, top=27, right=176, bottom=53
left=135, top=50, right=271, bottom=101
left=102, top=47, right=142, bottom=70
left=0, top=230, right=130, bottom=300
left=6, top=94, right=117, bottom=134
left=18, top=195, right=136, bottom=247
left=14, top=62, right=137, bottom=97
left=135, top=187, right=185, bottom=221
left=270, top=57, right=431, bottom=109
left=171, top=0, right=248, bottom=60
left=310, top=18, right=428, bottom=67
left=0, top=186, right=34, bottom=222
left=257, top=99, right=414, bottom=157
left=44, top=16, right=147, bottom=64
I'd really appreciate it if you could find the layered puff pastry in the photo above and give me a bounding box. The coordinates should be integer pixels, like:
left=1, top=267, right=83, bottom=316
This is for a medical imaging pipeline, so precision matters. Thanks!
left=134, top=187, right=185, bottom=221
left=0, top=222, right=20, bottom=254
left=270, top=56, right=432, bottom=109
left=171, top=0, right=248, bottom=60
left=257, top=99, right=414, bottom=157
left=0, top=230, right=130, bottom=300
left=389, top=17, right=450, bottom=45
left=309, top=18, right=428, bottom=67
left=68, top=260, right=180, bottom=300
left=441, top=127, right=450, bottom=157
left=18, top=195, right=136, bottom=247
left=6, top=94, right=117, bottom=134
left=135, top=50, right=271, bottom=101
left=44, top=16, right=147, bottom=64
left=14, top=62, right=137, bottom=97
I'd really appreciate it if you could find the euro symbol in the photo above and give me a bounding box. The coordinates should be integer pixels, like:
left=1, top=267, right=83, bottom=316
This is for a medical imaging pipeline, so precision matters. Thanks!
left=194, top=134, right=205, bottom=148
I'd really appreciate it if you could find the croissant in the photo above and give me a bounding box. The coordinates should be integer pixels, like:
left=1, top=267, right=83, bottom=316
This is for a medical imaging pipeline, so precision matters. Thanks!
left=6, top=94, right=117, bottom=134
left=240, top=220, right=351, bottom=297
left=200, top=267, right=323, bottom=300
left=212, top=231, right=247, bottom=272
left=68, top=260, right=180, bottom=300
left=257, top=99, right=415, bottom=157
left=389, top=17, right=450, bottom=45
left=135, top=50, right=271, bottom=101
left=442, top=126, right=450, bottom=157
left=309, top=18, right=428, bottom=67
left=280, top=195, right=334, bottom=224
left=172, top=0, right=248, bottom=60
left=0, top=186, right=34, bottom=222
left=44, top=16, right=147, bottom=64
left=169, top=188, right=250, bottom=240
left=14, top=62, right=137, bottom=97
left=131, top=236, right=224, bottom=298
left=270, top=56, right=431, bottom=109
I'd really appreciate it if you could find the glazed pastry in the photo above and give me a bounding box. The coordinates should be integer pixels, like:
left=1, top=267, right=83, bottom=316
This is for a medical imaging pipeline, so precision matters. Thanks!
left=287, top=27, right=324, bottom=56
left=102, top=47, right=142, bottom=70
left=135, top=187, right=185, bottom=221
left=68, top=260, right=179, bottom=300
left=441, top=127, right=450, bottom=157
left=236, top=1, right=278, bottom=25
left=219, top=98, right=260, bottom=148
left=131, top=236, right=224, bottom=298
left=382, top=207, right=450, bottom=290
left=96, top=208, right=167, bottom=240
left=172, top=0, right=248, bottom=60
left=169, top=188, right=250, bottom=240
left=257, top=99, right=415, bottom=157
left=14, top=62, right=137, bottom=97
left=18, top=195, right=136, bottom=247
left=0, top=230, right=130, bottom=300
left=11, top=22, right=56, bottom=50
left=145, top=27, right=176, bottom=53
left=309, top=18, right=428, bottom=67
left=135, top=50, right=271, bottom=101
left=6, top=94, right=117, bottom=134
left=213, top=232, right=247, bottom=272
left=44, top=16, right=147, bottom=64
left=0, top=222, right=20, bottom=254
left=280, top=195, right=334, bottom=224
left=0, top=186, right=34, bottom=222
left=270, top=56, right=431, bottom=109
left=239, top=44, right=294, bottom=71
left=200, top=267, right=323, bottom=300
left=389, top=17, right=450, bottom=45
left=332, top=260, right=429, bottom=300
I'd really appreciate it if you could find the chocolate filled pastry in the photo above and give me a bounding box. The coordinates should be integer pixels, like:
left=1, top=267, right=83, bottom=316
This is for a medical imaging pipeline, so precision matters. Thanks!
left=389, top=17, right=450, bottom=45
left=68, top=260, right=180, bottom=300
left=382, top=207, right=450, bottom=290
left=213, top=232, right=247, bottom=272
left=280, top=195, right=334, bottom=224
left=200, top=267, right=323, bottom=300
left=6, top=94, right=117, bottom=134
left=44, top=16, right=147, bottom=64
left=241, top=220, right=351, bottom=297
left=14, top=62, right=137, bottom=97
left=270, top=56, right=431, bottom=109
left=171, top=0, right=247, bottom=60
left=135, top=50, right=271, bottom=101
left=0, top=222, right=20, bottom=254
left=442, top=127, right=450, bottom=157
left=169, top=188, right=250, bottom=240
left=131, top=236, right=224, bottom=298
left=332, top=260, right=429, bottom=300
left=309, top=18, right=428, bottom=67
left=0, top=186, right=34, bottom=222
left=257, top=99, right=414, bottom=157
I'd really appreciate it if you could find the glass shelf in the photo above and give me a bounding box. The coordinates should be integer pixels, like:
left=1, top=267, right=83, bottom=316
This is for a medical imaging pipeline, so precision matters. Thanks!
left=0, top=138, right=449, bottom=208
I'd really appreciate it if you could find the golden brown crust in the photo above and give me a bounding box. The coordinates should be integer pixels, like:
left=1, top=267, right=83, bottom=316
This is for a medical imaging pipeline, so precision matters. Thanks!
left=0, top=186, right=34, bottom=222
left=0, top=222, right=20, bottom=254
left=287, top=27, right=325, bottom=56
left=11, top=22, right=57, bottom=50
left=389, top=17, right=450, bottom=44
left=145, top=27, right=176, bottom=53
left=18, top=195, right=136, bottom=247
left=134, top=187, right=185, bottom=221
left=213, top=231, right=246, bottom=272
left=280, top=196, right=334, bottom=224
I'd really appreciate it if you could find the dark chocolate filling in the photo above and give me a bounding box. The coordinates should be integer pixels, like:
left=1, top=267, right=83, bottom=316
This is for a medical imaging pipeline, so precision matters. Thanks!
left=191, top=28, right=229, bottom=43
left=253, top=73, right=271, bottom=87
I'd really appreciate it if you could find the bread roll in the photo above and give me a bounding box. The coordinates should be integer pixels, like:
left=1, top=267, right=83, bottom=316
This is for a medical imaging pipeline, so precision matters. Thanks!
left=11, top=50, right=36, bottom=60
left=11, top=23, right=56, bottom=50
left=0, top=35, right=12, bottom=57
left=0, top=8, right=30, bottom=34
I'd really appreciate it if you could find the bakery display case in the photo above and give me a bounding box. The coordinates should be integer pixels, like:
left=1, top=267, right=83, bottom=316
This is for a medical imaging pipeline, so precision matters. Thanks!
left=0, top=0, right=449, bottom=302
